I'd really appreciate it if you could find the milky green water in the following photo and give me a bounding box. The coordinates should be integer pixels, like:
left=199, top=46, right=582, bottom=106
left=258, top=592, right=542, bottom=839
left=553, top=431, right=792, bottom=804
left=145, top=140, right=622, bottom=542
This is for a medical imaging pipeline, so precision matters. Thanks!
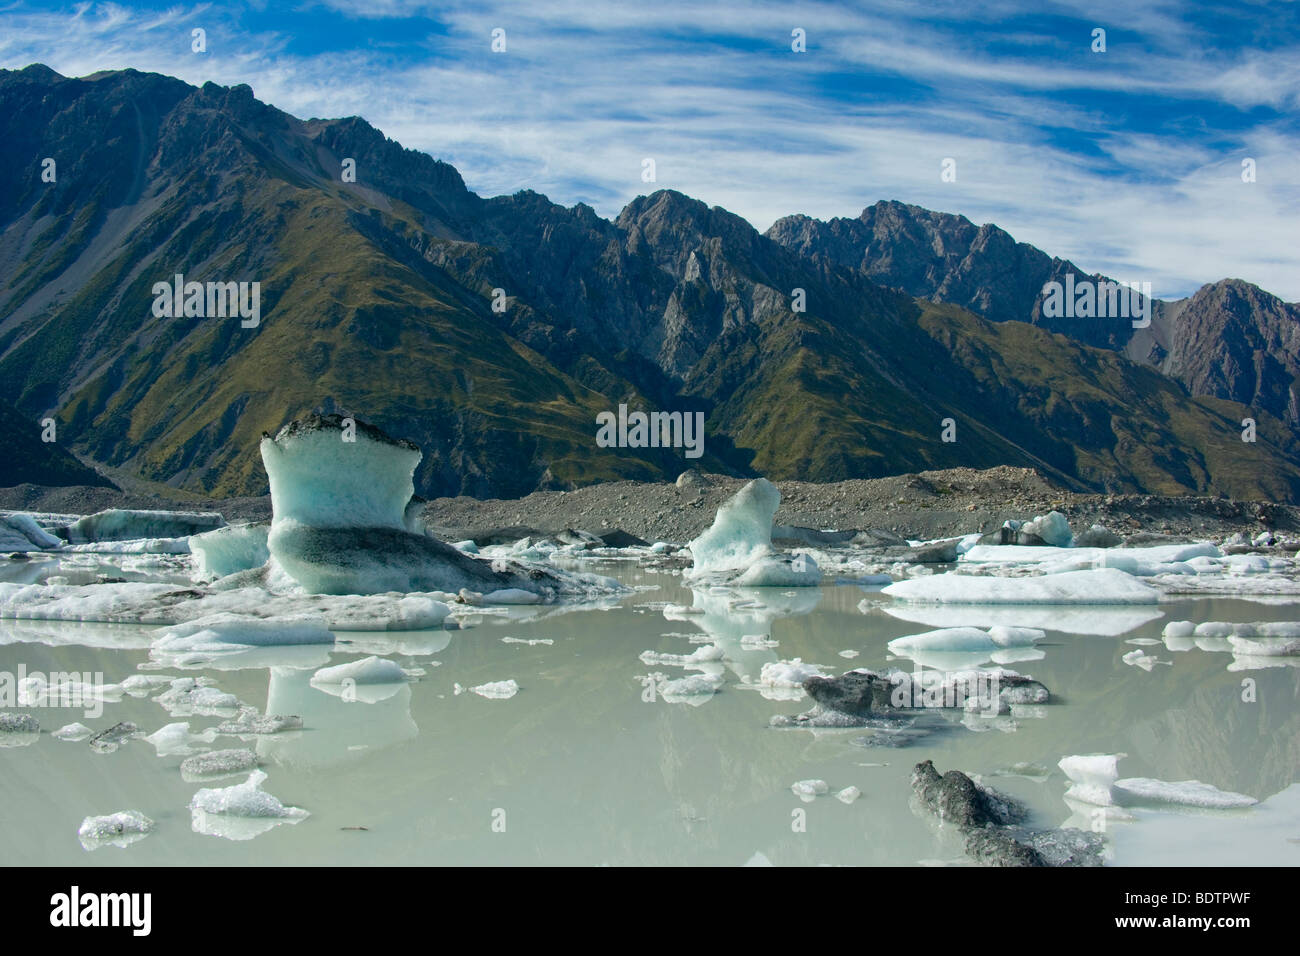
left=2, top=560, right=1297, bottom=866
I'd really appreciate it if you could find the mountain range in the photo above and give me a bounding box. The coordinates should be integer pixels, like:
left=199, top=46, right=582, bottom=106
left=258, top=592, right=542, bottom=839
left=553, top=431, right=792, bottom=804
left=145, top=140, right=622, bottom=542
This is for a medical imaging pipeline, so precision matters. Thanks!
left=2, top=64, right=1298, bottom=502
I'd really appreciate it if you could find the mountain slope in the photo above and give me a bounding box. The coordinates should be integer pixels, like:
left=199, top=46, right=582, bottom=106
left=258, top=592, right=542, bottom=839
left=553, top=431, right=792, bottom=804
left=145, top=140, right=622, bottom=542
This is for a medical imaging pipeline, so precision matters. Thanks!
left=768, top=201, right=1300, bottom=429
left=0, top=397, right=114, bottom=489
left=2, top=65, right=1297, bottom=502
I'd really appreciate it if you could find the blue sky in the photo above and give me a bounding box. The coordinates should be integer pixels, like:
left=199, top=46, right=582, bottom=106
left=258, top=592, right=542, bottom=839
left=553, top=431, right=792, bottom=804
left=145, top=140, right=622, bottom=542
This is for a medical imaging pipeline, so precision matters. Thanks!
left=2, top=0, right=1298, bottom=299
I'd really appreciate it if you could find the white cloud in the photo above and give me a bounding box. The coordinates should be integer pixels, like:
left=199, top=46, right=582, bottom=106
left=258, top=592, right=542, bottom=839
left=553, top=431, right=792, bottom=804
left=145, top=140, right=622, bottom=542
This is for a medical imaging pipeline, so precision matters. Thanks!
left=1, top=0, right=1297, bottom=299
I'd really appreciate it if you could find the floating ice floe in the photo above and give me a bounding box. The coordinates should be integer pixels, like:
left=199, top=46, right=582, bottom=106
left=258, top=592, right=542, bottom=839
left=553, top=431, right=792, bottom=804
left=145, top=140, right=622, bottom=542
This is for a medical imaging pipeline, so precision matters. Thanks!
left=1058, top=753, right=1257, bottom=809
left=888, top=626, right=1044, bottom=654
left=0, top=711, right=39, bottom=746
left=791, top=779, right=828, bottom=801
left=756, top=658, right=830, bottom=700
left=685, top=479, right=820, bottom=587
left=836, top=786, right=861, bottom=804
left=882, top=568, right=1160, bottom=604
left=461, top=679, right=519, bottom=700
left=155, top=678, right=240, bottom=717
left=144, top=721, right=219, bottom=756
left=151, top=612, right=336, bottom=667
left=189, top=769, right=309, bottom=841
left=180, top=748, right=259, bottom=780
left=78, top=811, right=156, bottom=850
left=879, top=602, right=1164, bottom=637
left=1121, top=649, right=1167, bottom=671
left=53, top=722, right=93, bottom=741
left=0, top=580, right=454, bottom=634
left=312, top=655, right=409, bottom=685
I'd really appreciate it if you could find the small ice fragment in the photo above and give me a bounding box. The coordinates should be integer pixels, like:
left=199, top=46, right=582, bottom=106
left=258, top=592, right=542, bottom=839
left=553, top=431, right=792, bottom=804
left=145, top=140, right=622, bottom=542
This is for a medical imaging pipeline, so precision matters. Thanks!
left=78, top=810, right=156, bottom=850
left=836, top=786, right=861, bottom=804
left=53, top=722, right=93, bottom=741
left=144, top=721, right=218, bottom=756
left=216, top=708, right=303, bottom=735
left=311, top=656, right=408, bottom=685
left=839, top=650, right=860, bottom=659
left=791, top=779, right=829, bottom=801
left=189, top=770, right=308, bottom=821
left=181, top=748, right=259, bottom=779
left=470, top=679, right=519, bottom=699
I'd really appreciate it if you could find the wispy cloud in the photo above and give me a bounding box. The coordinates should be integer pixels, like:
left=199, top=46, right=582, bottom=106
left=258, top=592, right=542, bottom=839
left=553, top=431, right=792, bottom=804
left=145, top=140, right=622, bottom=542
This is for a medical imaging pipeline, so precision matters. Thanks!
left=2, top=0, right=1297, bottom=299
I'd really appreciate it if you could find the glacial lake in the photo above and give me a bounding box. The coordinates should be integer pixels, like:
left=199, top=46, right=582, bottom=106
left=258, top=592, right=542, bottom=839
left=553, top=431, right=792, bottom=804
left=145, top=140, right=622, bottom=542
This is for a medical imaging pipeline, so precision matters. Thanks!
left=2, top=558, right=1298, bottom=867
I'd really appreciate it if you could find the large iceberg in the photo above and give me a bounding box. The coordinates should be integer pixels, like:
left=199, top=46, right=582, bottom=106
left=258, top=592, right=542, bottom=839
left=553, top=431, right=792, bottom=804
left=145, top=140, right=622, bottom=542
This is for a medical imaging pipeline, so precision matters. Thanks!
left=685, top=478, right=820, bottom=586
left=882, top=568, right=1160, bottom=604
left=261, top=414, right=615, bottom=598
left=59, top=509, right=225, bottom=544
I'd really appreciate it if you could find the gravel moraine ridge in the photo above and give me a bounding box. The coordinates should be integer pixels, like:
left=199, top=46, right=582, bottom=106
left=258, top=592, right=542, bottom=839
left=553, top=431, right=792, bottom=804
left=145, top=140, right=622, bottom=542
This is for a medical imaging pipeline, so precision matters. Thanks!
left=2, top=466, right=1295, bottom=546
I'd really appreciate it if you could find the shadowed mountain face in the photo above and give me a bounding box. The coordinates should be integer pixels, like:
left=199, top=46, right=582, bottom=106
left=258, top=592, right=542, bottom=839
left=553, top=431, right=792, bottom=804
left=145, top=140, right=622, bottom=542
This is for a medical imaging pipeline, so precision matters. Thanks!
left=768, top=201, right=1300, bottom=429
left=2, top=65, right=1298, bottom=501
left=0, top=397, right=114, bottom=489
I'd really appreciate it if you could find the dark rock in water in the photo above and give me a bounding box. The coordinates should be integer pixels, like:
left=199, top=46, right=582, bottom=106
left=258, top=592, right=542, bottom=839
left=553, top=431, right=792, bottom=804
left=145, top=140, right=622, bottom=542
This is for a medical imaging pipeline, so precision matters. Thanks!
left=963, top=827, right=1047, bottom=867
left=911, top=759, right=1027, bottom=828
left=600, top=529, right=649, bottom=548
left=910, top=761, right=1102, bottom=867
left=8, top=552, right=30, bottom=561
left=1074, top=524, right=1123, bottom=548
left=803, top=669, right=894, bottom=716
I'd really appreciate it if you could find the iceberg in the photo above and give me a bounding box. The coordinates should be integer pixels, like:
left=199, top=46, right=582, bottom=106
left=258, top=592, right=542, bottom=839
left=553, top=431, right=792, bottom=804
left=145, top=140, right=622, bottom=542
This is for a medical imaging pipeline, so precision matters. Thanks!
left=310, top=655, right=409, bottom=686
left=1020, top=511, right=1074, bottom=547
left=1058, top=753, right=1257, bottom=809
left=883, top=568, right=1160, bottom=604
left=887, top=626, right=1044, bottom=655
left=59, top=509, right=225, bottom=544
left=261, top=414, right=613, bottom=598
left=190, top=523, right=270, bottom=580
left=685, top=479, right=819, bottom=587
left=0, top=512, right=62, bottom=551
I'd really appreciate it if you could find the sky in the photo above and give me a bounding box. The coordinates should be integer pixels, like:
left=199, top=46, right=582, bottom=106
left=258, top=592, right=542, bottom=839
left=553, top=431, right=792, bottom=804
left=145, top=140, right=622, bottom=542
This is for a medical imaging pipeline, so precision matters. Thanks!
left=2, top=0, right=1298, bottom=300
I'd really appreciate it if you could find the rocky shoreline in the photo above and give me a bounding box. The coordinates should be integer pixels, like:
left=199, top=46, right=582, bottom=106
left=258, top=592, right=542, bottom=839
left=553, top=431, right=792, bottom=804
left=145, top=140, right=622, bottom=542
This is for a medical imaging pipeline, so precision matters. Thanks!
left=2, top=465, right=1296, bottom=545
